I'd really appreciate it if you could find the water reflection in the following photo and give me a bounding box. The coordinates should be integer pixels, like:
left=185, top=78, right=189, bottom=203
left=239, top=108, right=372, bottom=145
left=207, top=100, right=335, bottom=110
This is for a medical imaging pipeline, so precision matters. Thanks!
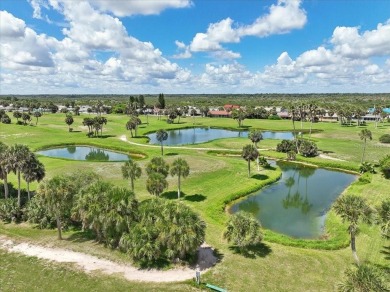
left=147, top=127, right=294, bottom=145
left=230, top=161, right=356, bottom=238
left=37, top=146, right=130, bottom=161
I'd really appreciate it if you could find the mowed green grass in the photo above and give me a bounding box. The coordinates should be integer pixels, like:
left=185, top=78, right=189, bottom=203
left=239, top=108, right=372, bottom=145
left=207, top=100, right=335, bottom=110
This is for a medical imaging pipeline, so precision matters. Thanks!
left=0, top=113, right=389, bottom=291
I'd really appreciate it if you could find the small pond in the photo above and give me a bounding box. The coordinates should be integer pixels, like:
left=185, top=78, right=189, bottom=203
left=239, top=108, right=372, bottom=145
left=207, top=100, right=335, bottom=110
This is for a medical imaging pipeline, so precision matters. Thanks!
left=229, top=161, right=356, bottom=239
left=37, top=146, right=130, bottom=161
left=147, top=127, right=294, bottom=145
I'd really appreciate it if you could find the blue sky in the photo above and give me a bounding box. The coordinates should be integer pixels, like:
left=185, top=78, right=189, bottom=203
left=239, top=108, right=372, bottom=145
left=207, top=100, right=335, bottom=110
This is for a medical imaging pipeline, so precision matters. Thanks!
left=1, top=0, right=389, bottom=94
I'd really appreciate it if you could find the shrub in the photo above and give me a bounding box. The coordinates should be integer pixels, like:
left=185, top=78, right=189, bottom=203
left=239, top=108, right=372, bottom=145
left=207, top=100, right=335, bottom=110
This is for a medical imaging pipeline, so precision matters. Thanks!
left=268, top=114, right=281, bottom=120
left=258, top=156, right=270, bottom=168
left=25, top=195, right=57, bottom=229
left=359, top=161, right=376, bottom=174
left=379, top=155, right=390, bottom=179
left=1, top=114, right=11, bottom=124
left=379, top=134, right=390, bottom=144
left=276, top=139, right=296, bottom=153
left=298, top=140, right=318, bottom=157
left=0, top=198, right=22, bottom=222
left=357, top=172, right=372, bottom=184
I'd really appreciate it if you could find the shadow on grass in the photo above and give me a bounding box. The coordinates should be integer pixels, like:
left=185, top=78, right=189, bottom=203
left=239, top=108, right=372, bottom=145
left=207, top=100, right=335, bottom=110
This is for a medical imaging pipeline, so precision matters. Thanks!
left=70, top=130, right=82, bottom=133
left=65, top=230, right=96, bottom=243
left=165, top=152, right=179, bottom=156
left=88, top=135, right=116, bottom=139
left=380, top=245, right=390, bottom=261
left=228, top=243, right=272, bottom=259
left=185, top=194, right=207, bottom=202
left=251, top=174, right=269, bottom=180
left=161, top=191, right=185, bottom=200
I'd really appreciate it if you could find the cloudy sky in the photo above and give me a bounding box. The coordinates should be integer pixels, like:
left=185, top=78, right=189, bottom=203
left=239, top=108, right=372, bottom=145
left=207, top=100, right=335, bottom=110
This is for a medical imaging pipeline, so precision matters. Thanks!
left=1, top=0, right=389, bottom=94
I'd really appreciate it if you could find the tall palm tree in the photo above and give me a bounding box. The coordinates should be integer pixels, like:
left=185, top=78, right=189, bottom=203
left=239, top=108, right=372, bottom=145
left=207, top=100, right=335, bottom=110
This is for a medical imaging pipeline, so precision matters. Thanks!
left=7, top=144, right=30, bottom=207
left=170, top=158, right=190, bottom=199
left=156, top=129, right=168, bottom=156
left=333, top=194, right=374, bottom=265
left=121, top=160, right=142, bottom=192
left=288, top=103, right=300, bottom=154
left=65, top=114, right=74, bottom=132
left=359, top=129, right=372, bottom=163
left=146, top=157, right=169, bottom=178
left=0, top=142, right=10, bottom=199
left=22, top=153, right=45, bottom=200
left=96, top=116, right=107, bottom=137
left=33, top=111, right=42, bottom=125
left=242, top=144, right=259, bottom=178
left=146, top=172, right=168, bottom=196
left=248, top=130, right=263, bottom=148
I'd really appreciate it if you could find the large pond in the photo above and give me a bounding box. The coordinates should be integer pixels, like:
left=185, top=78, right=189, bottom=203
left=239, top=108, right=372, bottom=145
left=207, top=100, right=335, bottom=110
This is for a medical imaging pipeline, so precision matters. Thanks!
left=147, top=127, right=294, bottom=145
left=37, top=146, right=130, bottom=161
left=229, top=161, right=356, bottom=239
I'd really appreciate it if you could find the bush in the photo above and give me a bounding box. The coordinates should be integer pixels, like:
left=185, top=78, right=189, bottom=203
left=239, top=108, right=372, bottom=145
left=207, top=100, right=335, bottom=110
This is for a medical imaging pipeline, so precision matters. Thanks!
left=357, top=172, right=372, bottom=184
left=276, top=140, right=296, bottom=153
left=359, top=162, right=376, bottom=174
left=379, top=155, right=390, bottom=179
left=268, top=114, right=281, bottom=120
left=25, top=195, right=57, bottom=229
left=379, top=134, right=390, bottom=144
left=0, top=198, right=22, bottom=222
left=1, top=114, right=11, bottom=124
left=298, top=140, right=318, bottom=157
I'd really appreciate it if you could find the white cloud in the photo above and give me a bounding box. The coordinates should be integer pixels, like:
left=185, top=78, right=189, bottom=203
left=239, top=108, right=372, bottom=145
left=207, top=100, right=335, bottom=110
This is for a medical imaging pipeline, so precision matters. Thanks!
left=0, top=10, right=26, bottom=38
left=183, top=0, right=306, bottom=59
left=296, top=47, right=338, bottom=67
left=331, top=20, right=390, bottom=58
left=239, top=0, right=307, bottom=37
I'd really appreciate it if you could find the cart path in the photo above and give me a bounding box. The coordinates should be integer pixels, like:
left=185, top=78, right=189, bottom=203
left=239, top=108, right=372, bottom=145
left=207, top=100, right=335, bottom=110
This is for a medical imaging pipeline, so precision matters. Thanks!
left=0, top=236, right=217, bottom=283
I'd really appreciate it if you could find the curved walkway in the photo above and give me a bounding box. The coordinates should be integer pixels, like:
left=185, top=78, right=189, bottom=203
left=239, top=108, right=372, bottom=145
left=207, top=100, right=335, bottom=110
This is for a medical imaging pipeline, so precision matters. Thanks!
left=0, top=236, right=217, bottom=283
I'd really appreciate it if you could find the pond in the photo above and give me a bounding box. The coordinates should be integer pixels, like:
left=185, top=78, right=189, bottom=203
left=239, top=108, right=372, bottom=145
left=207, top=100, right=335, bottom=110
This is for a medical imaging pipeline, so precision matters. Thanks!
left=37, top=146, right=130, bottom=161
left=147, top=127, right=294, bottom=145
left=229, top=161, right=356, bottom=239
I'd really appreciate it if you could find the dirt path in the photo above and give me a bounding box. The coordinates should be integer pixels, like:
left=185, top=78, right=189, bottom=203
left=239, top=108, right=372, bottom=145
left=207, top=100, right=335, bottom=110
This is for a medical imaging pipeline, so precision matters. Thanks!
left=0, top=236, right=217, bottom=283
left=318, top=153, right=346, bottom=161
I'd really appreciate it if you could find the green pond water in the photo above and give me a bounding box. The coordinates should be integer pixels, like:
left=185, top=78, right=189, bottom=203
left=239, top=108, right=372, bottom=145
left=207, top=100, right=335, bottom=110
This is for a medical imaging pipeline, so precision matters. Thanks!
left=229, top=161, right=356, bottom=238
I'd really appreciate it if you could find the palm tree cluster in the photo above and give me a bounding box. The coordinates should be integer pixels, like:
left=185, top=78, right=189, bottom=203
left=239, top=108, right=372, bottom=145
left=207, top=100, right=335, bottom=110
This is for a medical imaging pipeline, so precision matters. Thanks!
left=120, top=197, right=205, bottom=264
left=83, top=116, right=108, bottom=137
left=126, top=115, right=141, bottom=137
left=0, top=143, right=45, bottom=206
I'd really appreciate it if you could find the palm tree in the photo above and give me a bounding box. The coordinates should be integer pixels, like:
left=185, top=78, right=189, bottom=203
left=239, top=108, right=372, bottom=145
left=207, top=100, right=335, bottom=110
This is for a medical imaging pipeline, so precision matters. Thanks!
left=65, top=114, right=74, bottom=132
left=288, top=103, right=300, bottom=153
left=7, top=144, right=31, bottom=207
left=224, top=211, right=263, bottom=251
left=170, top=158, right=190, bottom=199
left=242, top=144, right=259, bottom=177
left=0, top=142, right=10, bottom=199
left=377, top=199, right=390, bottom=239
left=337, top=264, right=389, bottom=292
left=248, top=130, right=263, bottom=148
left=96, top=116, right=107, bottom=137
left=146, top=172, right=168, bottom=196
left=21, top=113, right=31, bottom=125
left=231, top=108, right=246, bottom=127
left=38, top=175, right=75, bottom=240
left=13, top=111, right=22, bottom=123
left=146, top=157, right=169, bottom=178
left=359, top=129, right=372, bottom=163
left=33, top=111, right=42, bottom=125
left=22, top=153, right=45, bottom=200
left=121, top=160, right=142, bottom=192
left=156, top=129, right=168, bottom=156
left=333, top=194, right=374, bottom=265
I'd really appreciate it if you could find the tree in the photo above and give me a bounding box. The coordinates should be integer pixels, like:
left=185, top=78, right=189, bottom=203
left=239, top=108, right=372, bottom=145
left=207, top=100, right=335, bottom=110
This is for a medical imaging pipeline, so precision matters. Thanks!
left=248, top=130, right=263, bottom=148
left=13, top=111, right=22, bottom=123
left=7, top=144, right=31, bottom=207
left=21, top=113, right=31, bottom=125
left=120, top=198, right=205, bottom=263
left=37, top=175, right=75, bottom=239
left=126, top=116, right=141, bottom=138
left=121, top=160, right=142, bottom=192
left=170, top=158, right=190, bottom=199
left=1, top=114, right=11, bottom=124
left=146, top=172, right=168, bottom=196
left=223, top=211, right=263, bottom=251
left=242, top=144, right=259, bottom=177
left=0, top=142, right=10, bottom=199
left=337, top=264, right=389, bottom=292
left=231, top=108, right=246, bottom=127
left=22, top=153, right=45, bottom=200
left=359, top=129, right=372, bottom=163
left=96, top=116, right=107, bottom=137
left=158, top=93, right=165, bottom=109
left=65, top=114, right=74, bottom=132
left=288, top=103, right=300, bottom=153
left=73, top=181, right=138, bottom=247
left=333, top=194, right=374, bottom=264
left=377, top=199, right=390, bottom=239
left=33, top=111, right=42, bottom=125
left=156, top=129, right=168, bottom=156
left=379, top=155, right=390, bottom=179
left=146, top=157, right=169, bottom=178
